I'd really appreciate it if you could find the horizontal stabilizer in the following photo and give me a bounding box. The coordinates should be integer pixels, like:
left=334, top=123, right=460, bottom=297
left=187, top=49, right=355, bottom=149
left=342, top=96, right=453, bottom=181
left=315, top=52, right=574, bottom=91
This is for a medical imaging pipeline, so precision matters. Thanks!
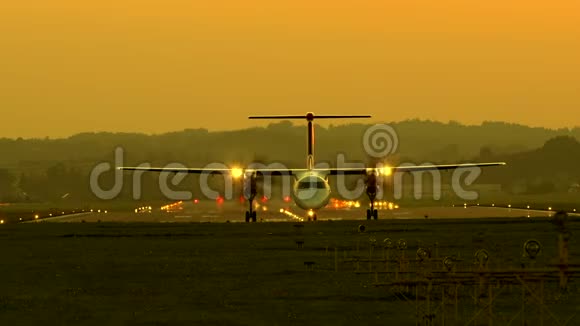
left=249, top=113, right=371, bottom=121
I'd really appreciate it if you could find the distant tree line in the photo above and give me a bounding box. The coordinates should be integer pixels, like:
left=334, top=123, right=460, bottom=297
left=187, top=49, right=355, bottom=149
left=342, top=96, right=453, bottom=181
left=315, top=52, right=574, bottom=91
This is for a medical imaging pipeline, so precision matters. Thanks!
left=0, top=120, right=579, bottom=203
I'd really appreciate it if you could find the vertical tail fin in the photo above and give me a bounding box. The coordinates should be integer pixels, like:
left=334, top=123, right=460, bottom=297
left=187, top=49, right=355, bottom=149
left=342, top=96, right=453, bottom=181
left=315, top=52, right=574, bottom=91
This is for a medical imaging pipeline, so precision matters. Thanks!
left=249, top=112, right=371, bottom=169
left=307, top=119, right=314, bottom=169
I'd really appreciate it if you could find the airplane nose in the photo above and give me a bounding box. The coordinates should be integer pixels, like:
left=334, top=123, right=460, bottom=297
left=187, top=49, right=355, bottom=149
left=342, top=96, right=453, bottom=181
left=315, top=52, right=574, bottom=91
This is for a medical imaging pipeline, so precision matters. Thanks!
left=295, top=189, right=318, bottom=201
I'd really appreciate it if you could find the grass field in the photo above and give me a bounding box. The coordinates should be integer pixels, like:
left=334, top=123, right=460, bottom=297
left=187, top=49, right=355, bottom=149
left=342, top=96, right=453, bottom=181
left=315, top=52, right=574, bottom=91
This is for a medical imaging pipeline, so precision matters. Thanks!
left=1, top=218, right=580, bottom=325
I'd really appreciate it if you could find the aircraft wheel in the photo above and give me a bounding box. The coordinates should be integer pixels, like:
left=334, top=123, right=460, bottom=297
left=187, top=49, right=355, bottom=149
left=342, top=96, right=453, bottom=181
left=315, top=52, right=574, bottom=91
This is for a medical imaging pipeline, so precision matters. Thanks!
left=313, top=214, right=317, bottom=221
left=245, top=211, right=250, bottom=223
left=373, top=209, right=378, bottom=220
left=366, top=209, right=371, bottom=220
left=251, top=211, right=257, bottom=222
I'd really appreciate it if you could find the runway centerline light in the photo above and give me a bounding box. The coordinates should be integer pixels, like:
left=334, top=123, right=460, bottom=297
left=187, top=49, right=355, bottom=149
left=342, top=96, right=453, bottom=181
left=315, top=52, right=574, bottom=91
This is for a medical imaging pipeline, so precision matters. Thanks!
left=397, top=239, right=408, bottom=250
left=383, top=238, right=393, bottom=249
left=475, top=249, right=490, bottom=266
left=524, top=240, right=542, bottom=259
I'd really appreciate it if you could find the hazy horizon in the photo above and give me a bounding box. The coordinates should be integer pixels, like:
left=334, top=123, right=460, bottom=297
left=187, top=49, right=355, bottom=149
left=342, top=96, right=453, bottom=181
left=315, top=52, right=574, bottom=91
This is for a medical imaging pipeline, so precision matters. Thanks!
left=1, top=118, right=579, bottom=140
left=2, top=1, right=579, bottom=138
left=2, top=112, right=580, bottom=139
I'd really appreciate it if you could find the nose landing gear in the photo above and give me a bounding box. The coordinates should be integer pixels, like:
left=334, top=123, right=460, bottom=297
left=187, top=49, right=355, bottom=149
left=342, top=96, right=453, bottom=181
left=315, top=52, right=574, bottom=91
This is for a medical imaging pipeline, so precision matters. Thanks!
left=307, top=210, right=317, bottom=221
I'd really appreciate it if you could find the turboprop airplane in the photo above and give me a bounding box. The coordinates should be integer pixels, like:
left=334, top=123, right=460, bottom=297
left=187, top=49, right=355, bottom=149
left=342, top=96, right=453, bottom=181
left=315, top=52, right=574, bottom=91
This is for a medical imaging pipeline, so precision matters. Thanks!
left=119, top=113, right=505, bottom=222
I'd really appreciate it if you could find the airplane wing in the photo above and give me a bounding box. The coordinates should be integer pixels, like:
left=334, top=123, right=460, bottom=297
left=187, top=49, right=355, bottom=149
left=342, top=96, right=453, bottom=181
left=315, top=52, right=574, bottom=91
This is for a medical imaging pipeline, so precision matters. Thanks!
left=118, top=162, right=505, bottom=176
left=118, top=167, right=234, bottom=174
left=321, top=162, right=506, bottom=175
left=117, top=167, right=302, bottom=175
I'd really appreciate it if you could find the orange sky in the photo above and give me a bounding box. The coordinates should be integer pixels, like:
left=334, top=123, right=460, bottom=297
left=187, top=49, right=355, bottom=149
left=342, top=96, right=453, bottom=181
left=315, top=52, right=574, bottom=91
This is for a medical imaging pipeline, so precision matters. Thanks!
left=1, top=1, right=579, bottom=138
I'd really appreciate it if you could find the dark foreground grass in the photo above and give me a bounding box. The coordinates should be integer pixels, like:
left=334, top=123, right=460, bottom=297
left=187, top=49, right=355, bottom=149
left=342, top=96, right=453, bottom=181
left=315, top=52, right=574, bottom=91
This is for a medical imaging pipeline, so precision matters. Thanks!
left=1, top=218, right=580, bottom=325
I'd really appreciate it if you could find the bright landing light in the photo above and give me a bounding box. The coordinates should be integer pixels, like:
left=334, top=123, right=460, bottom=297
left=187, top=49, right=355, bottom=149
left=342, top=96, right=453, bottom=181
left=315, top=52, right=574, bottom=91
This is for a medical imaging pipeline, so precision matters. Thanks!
left=231, top=168, right=244, bottom=179
left=382, top=166, right=392, bottom=176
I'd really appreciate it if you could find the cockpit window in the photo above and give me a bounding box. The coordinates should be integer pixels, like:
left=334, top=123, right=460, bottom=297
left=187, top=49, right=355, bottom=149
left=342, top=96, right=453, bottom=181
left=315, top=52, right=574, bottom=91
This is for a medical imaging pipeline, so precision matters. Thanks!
left=298, top=180, right=327, bottom=189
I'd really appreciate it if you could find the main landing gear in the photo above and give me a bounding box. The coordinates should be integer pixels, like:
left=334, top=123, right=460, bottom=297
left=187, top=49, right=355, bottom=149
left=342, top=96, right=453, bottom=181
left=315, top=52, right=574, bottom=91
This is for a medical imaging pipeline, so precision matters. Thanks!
left=366, top=206, right=378, bottom=220
left=245, top=210, right=257, bottom=223
left=366, top=172, right=379, bottom=220
left=244, top=172, right=258, bottom=223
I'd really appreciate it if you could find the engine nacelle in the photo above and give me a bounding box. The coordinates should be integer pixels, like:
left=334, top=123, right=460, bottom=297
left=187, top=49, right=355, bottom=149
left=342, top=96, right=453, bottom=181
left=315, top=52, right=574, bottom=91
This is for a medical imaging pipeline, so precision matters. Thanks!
left=365, top=170, right=379, bottom=198
left=242, top=172, right=258, bottom=200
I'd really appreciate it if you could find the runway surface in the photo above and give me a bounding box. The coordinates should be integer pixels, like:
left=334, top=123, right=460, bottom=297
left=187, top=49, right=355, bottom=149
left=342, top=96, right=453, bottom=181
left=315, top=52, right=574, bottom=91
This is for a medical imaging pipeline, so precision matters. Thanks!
left=31, top=204, right=571, bottom=223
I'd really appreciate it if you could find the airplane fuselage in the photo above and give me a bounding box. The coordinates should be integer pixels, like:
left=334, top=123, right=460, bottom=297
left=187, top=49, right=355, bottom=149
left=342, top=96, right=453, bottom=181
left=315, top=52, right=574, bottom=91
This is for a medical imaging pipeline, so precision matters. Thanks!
left=291, top=173, right=331, bottom=211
